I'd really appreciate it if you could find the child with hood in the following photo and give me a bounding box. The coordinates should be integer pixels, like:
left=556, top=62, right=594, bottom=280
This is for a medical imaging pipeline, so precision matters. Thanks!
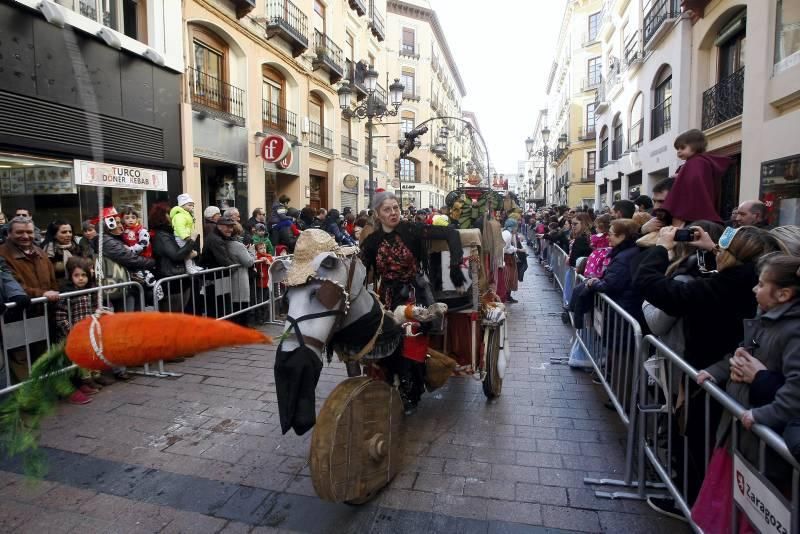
left=662, top=129, right=731, bottom=226
left=170, top=194, right=203, bottom=274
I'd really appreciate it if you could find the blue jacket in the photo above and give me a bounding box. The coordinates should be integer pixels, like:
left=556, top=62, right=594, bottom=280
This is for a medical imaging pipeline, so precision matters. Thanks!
left=594, top=240, right=645, bottom=328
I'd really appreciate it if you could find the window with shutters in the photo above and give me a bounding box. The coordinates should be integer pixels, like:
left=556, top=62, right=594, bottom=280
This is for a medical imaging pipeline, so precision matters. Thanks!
left=402, top=27, right=416, bottom=56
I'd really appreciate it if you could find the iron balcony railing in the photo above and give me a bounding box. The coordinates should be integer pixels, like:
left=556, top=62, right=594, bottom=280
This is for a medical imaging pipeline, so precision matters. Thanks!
left=313, top=29, right=344, bottom=74
left=308, top=120, right=333, bottom=152
left=261, top=100, right=298, bottom=137
left=651, top=95, right=672, bottom=139
left=582, top=77, right=602, bottom=91
left=341, top=135, right=358, bottom=161
left=403, top=85, right=421, bottom=101
left=643, top=0, right=680, bottom=44
left=368, top=83, right=388, bottom=113
left=624, top=33, right=643, bottom=67
left=629, top=119, right=643, bottom=150
left=702, top=67, right=745, bottom=130
left=188, top=67, right=246, bottom=124
left=369, top=0, right=385, bottom=41
left=578, top=126, right=596, bottom=140
left=265, top=0, right=309, bottom=53
left=400, top=41, right=418, bottom=58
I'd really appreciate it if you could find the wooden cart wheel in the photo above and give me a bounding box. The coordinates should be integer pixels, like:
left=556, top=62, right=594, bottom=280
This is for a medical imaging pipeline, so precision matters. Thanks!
left=482, top=326, right=503, bottom=399
left=310, top=377, right=403, bottom=504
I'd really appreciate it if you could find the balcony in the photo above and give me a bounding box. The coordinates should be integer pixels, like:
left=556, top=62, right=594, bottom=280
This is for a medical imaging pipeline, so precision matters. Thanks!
left=643, top=0, right=681, bottom=47
left=581, top=77, right=602, bottom=92
left=578, top=126, right=596, bottom=141
left=629, top=119, right=643, bottom=150
left=367, top=83, right=388, bottom=115
left=233, top=0, right=256, bottom=18
left=261, top=100, right=298, bottom=138
left=312, top=30, right=344, bottom=84
left=623, top=33, right=644, bottom=72
left=582, top=31, right=600, bottom=47
left=702, top=68, right=744, bottom=131
left=308, top=120, right=333, bottom=153
left=341, top=136, right=359, bottom=161
left=345, top=60, right=369, bottom=100
left=680, top=0, right=710, bottom=18
left=403, top=85, right=422, bottom=102
left=265, top=0, right=309, bottom=57
left=369, top=0, right=385, bottom=41
left=430, top=94, right=439, bottom=111
left=348, top=0, right=367, bottom=17
left=399, top=42, right=419, bottom=59
left=581, top=168, right=596, bottom=182
left=651, top=96, right=672, bottom=139
left=188, top=67, right=245, bottom=127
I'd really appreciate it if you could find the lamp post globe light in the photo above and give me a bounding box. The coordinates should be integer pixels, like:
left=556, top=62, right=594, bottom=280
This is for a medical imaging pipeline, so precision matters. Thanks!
left=338, top=69, right=404, bottom=207
left=525, top=127, right=567, bottom=207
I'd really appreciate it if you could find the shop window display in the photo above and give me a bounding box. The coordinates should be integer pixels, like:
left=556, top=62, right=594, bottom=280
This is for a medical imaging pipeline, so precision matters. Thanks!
left=762, top=154, right=800, bottom=226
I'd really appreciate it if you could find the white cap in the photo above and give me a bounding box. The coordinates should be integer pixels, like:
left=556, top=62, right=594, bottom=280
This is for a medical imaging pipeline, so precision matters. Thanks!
left=203, top=206, right=221, bottom=219
left=177, top=193, right=194, bottom=206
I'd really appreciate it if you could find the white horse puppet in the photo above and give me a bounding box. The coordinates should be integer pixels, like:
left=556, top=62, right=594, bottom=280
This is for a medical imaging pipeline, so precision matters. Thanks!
left=271, top=230, right=403, bottom=436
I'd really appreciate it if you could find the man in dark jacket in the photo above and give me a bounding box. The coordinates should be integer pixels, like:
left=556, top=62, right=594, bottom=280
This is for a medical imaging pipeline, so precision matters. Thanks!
left=202, top=217, right=236, bottom=268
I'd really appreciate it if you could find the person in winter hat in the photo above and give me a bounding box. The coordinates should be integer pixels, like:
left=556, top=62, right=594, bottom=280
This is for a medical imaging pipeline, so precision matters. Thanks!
left=170, top=194, right=203, bottom=275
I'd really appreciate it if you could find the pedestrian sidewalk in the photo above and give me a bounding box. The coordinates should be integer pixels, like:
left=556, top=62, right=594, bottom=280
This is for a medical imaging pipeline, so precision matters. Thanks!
left=0, top=257, right=690, bottom=533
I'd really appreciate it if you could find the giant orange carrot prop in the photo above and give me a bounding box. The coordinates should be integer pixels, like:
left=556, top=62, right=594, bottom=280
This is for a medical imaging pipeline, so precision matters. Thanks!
left=1, top=312, right=272, bottom=477
left=65, top=312, right=272, bottom=370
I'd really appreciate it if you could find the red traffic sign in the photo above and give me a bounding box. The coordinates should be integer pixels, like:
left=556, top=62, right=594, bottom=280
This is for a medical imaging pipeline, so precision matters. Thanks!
left=261, top=135, right=291, bottom=163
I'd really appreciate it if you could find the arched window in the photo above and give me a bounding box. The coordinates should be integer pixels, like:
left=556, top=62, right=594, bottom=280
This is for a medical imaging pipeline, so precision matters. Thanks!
left=262, top=65, right=286, bottom=133
left=612, top=114, right=623, bottom=160
left=599, top=126, right=609, bottom=168
left=629, top=93, right=643, bottom=149
left=399, top=158, right=416, bottom=182
left=651, top=65, right=672, bottom=139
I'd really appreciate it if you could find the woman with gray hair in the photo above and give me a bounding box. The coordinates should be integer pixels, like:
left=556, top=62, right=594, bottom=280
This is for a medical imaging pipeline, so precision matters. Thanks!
left=360, top=190, right=467, bottom=414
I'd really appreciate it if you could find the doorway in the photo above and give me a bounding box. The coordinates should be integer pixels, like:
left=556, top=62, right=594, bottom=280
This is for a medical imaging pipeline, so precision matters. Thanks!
left=309, top=172, right=328, bottom=210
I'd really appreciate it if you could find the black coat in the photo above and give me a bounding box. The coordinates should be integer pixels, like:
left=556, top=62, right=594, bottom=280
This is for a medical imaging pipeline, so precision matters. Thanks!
left=151, top=225, right=195, bottom=278
left=633, top=245, right=758, bottom=370
left=94, top=234, right=155, bottom=272
left=593, top=240, right=645, bottom=327
left=568, top=234, right=592, bottom=267
left=201, top=229, right=235, bottom=268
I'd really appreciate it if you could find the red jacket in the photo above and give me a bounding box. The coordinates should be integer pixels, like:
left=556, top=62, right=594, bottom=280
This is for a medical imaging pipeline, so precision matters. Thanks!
left=662, top=153, right=731, bottom=223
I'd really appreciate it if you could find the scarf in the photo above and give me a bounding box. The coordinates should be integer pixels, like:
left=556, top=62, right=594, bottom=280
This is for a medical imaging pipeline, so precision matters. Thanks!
left=482, top=217, right=503, bottom=271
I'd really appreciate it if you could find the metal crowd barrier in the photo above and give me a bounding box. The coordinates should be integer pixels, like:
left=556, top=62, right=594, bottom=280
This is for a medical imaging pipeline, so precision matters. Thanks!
left=640, top=335, right=800, bottom=532
left=0, top=281, right=146, bottom=395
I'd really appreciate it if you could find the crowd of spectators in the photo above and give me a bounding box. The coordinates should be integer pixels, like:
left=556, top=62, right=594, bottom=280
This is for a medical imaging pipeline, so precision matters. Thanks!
left=525, top=128, right=800, bottom=527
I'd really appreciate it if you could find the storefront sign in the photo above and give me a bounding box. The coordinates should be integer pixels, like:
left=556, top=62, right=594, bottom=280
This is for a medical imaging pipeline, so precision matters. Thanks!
left=733, top=452, right=791, bottom=534
left=73, top=160, right=167, bottom=191
left=192, top=114, right=249, bottom=164
left=401, top=183, right=417, bottom=190
left=261, top=135, right=291, bottom=163
left=263, top=146, right=300, bottom=176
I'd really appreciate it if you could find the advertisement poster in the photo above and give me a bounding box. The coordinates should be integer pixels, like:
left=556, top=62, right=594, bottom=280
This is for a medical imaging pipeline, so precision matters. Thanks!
left=733, top=452, right=791, bottom=534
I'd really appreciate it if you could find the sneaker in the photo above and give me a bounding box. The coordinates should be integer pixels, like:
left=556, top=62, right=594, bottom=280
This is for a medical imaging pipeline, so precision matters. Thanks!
left=506, top=296, right=519, bottom=304
left=79, top=384, right=99, bottom=396
left=647, top=496, right=688, bottom=522
left=67, top=390, right=93, bottom=405
left=591, top=372, right=603, bottom=385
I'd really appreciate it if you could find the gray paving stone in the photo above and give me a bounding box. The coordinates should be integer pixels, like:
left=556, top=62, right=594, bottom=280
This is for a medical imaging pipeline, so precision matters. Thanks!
left=515, top=483, right=569, bottom=506
left=540, top=505, right=601, bottom=532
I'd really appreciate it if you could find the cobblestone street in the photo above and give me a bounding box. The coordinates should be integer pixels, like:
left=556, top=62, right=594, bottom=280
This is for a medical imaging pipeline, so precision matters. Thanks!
left=0, top=259, right=689, bottom=533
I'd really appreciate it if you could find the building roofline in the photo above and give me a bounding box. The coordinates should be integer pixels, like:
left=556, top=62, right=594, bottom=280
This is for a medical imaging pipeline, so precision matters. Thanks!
left=462, top=110, right=482, bottom=136
left=387, top=0, right=467, bottom=97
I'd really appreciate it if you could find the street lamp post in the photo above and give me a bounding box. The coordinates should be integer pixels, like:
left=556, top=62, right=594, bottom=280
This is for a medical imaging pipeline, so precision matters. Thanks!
left=338, top=67, right=404, bottom=208
left=525, top=127, right=566, bottom=207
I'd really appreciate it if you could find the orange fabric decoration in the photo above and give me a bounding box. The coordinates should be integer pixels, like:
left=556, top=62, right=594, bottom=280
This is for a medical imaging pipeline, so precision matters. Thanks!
left=64, top=312, right=272, bottom=370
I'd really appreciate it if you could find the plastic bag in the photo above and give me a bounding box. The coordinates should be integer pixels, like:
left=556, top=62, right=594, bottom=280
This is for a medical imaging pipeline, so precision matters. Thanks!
left=567, top=336, right=593, bottom=369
